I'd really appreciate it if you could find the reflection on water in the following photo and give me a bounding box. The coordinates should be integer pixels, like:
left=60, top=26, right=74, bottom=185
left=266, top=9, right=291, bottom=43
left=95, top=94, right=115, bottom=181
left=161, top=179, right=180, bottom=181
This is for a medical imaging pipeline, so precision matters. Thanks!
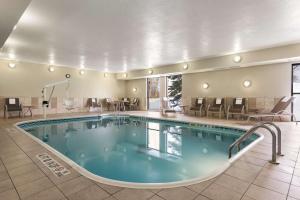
left=23, top=116, right=257, bottom=183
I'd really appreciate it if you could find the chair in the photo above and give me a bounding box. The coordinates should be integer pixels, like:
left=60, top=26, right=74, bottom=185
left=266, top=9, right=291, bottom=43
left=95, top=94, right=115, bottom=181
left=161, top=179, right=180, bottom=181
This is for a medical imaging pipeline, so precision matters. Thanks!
left=87, top=98, right=102, bottom=112
left=246, top=96, right=296, bottom=122
left=122, top=97, right=130, bottom=111
left=190, top=97, right=206, bottom=117
left=129, top=98, right=139, bottom=110
left=160, top=97, right=176, bottom=116
left=105, top=98, right=112, bottom=111
left=4, top=98, right=22, bottom=118
left=226, top=98, right=246, bottom=120
left=207, top=98, right=225, bottom=118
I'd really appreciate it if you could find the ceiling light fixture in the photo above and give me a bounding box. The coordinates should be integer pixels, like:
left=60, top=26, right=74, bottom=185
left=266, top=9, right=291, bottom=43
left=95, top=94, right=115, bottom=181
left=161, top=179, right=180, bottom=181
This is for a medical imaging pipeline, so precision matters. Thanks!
left=8, top=63, right=16, bottom=68
left=123, top=73, right=128, bottom=78
left=243, top=80, right=251, bottom=88
left=104, top=73, right=108, bottom=77
left=202, top=83, right=209, bottom=89
left=48, top=66, right=55, bottom=72
left=133, top=88, right=137, bottom=92
left=148, top=69, right=153, bottom=74
left=233, top=55, right=242, bottom=63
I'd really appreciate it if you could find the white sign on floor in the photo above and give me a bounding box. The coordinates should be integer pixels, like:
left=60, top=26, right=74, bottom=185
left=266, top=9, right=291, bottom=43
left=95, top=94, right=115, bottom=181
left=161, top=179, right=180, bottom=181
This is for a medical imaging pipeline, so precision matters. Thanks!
left=36, top=153, right=71, bottom=177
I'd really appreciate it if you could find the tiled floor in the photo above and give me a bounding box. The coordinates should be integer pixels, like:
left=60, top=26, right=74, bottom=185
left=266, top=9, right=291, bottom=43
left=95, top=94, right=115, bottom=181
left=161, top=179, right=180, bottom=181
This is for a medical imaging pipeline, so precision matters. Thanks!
left=0, top=111, right=299, bottom=200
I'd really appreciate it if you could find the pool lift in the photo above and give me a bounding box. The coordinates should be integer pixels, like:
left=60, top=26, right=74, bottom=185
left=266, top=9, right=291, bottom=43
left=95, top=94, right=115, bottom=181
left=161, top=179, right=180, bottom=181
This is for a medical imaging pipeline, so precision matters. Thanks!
left=42, top=74, right=73, bottom=119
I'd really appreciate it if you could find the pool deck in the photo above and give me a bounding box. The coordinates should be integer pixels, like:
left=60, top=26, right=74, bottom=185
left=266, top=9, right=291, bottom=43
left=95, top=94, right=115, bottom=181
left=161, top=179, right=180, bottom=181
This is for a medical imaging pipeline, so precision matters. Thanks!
left=0, top=111, right=299, bottom=200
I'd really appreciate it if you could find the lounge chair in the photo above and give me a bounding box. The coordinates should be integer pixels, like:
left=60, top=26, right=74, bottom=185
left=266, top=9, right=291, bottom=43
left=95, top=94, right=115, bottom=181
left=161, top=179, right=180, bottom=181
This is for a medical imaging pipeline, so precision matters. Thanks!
left=246, top=96, right=296, bottom=122
left=160, top=97, right=176, bottom=116
left=226, top=97, right=246, bottom=120
left=190, top=97, right=206, bottom=116
left=207, top=98, right=225, bottom=118
left=4, top=98, right=22, bottom=118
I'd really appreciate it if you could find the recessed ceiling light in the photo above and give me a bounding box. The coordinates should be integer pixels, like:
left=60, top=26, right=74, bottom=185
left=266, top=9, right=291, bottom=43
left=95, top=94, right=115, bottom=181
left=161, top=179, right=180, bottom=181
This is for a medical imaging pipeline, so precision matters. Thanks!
left=8, top=63, right=16, bottom=68
left=233, top=55, right=242, bottom=63
left=48, top=66, right=55, bottom=72
left=79, top=69, right=85, bottom=75
left=148, top=69, right=153, bottom=74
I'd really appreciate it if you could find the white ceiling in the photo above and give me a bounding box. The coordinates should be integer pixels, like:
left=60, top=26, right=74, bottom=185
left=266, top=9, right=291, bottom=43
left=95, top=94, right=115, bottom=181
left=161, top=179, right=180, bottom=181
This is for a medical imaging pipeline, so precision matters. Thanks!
left=0, top=0, right=31, bottom=48
left=1, top=0, right=300, bottom=72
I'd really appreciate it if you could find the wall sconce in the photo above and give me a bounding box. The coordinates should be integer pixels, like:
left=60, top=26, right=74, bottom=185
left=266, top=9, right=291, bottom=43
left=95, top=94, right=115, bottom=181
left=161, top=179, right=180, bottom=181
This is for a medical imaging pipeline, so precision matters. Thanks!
left=48, top=66, right=55, bottom=72
left=104, top=73, right=108, bottom=78
left=183, top=63, right=189, bottom=70
left=123, top=73, right=128, bottom=78
left=132, top=88, right=137, bottom=92
left=202, top=83, right=209, bottom=89
left=148, top=69, right=153, bottom=74
left=243, top=80, right=251, bottom=88
left=8, top=63, right=16, bottom=68
left=79, top=69, right=85, bottom=75
left=233, top=55, right=242, bottom=63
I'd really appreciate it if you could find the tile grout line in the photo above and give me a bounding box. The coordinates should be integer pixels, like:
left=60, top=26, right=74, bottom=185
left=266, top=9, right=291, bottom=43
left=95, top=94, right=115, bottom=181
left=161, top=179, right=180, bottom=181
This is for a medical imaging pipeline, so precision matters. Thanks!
left=286, top=146, right=300, bottom=200
left=4, top=129, right=72, bottom=200
left=0, top=158, right=22, bottom=200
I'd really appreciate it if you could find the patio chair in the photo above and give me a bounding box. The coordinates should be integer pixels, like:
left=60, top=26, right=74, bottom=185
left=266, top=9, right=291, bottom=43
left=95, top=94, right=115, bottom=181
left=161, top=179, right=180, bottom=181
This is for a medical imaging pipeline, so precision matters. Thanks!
left=160, top=97, right=176, bottom=116
left=129, top=98, right=139, bottom=110
left=4, top=98, right=22, bottom=118
left=190, top=97, right=206, bottom=116
left=87, top=98, right=102, bottom=112
left=246, top=96, right=296, bottom=122
left=105, top=98, right=112, bottom=111
left=122, top=97, right=130, bottom=111
left=226, top=97, right=246, bottom=120
left=206, top=97, right=225, bottom=119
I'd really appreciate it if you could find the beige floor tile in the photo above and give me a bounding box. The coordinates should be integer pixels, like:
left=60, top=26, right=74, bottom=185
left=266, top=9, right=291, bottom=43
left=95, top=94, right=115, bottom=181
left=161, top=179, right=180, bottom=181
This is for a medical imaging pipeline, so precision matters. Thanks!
left=0, top=171, right=10, bottom=182
left=8, top=163, right=38, bottom=178
left=294, top=169, right=300, bottom=176
left=264, top=162, right=294, bottom=174
left=40, top=166, right=80, bottom=185
left=241, top=196, right=256, bottom=200
left=239, top=155, right=267, bottom=167
left=0, top=179, right=14, bottom=193
left=253, top=176, right=289, bottom=194
left=113, top=188, right=154, bottom=200
left=68, top=185, right=110, bottom=200
left=11, top=168, right=45, bottom=187
left=292, top=175, right=300, bottom=187
left=16, top=176, right=54, bottom=199
left=201, top=183, right=242, bottom=200
left=187, top=178, right=215, bottom=193
left=287, top=196, right=299, bottom=200
left=57, top=176, right=94, bottom=196
left=225, top=166, right=258, bottom=182
left=95, top=182, right=123, bottom=195
left=233, top=159, right=262, bottom=173
left=148, top=195, right=165, bottom=200
left=157, top=187, right=197, bottom=200
left=245, top=184, right=286, bottom=200
left=259, top=168, right=292, bottom=183
left=194, top=194, right=210, bottom=200
left=288, top=185, right=300, bottom=200
left=0, top=189, right=20, bottom=200
left=23, top=186, right=65, bottom=200
left=214, top=174, right=250, bottom=194
left=104, top=197, right=118, bottom=200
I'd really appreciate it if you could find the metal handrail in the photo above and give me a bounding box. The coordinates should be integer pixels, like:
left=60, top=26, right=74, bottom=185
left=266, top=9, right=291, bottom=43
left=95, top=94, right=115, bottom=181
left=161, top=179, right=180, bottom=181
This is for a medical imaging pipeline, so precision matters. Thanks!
left=228, top=122, right=282, bottom=164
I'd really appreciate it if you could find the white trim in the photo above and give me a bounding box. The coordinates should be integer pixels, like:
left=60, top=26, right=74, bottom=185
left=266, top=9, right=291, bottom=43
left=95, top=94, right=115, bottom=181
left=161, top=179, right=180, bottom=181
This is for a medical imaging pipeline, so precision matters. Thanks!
left=14, top=113, right=263, bottom=189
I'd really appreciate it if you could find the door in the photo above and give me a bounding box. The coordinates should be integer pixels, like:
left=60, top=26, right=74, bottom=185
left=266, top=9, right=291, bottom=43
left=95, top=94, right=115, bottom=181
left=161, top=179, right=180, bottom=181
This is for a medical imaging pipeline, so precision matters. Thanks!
left=147, top=77, right=160, bottom=110
left=292, top=64, right=300, bottom=121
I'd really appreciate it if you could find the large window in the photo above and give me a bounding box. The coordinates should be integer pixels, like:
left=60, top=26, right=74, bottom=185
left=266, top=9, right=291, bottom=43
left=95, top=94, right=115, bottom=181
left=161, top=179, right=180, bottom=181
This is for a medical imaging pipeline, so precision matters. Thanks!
left=167, top=74, right=182, bottom=111
left=292, top=64, right=300, bottom=121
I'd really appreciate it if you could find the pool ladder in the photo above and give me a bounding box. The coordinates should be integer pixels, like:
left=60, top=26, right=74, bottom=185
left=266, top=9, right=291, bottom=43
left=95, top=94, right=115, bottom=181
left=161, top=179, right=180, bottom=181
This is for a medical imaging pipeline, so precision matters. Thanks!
left=228, top=122, right=283, bottom=164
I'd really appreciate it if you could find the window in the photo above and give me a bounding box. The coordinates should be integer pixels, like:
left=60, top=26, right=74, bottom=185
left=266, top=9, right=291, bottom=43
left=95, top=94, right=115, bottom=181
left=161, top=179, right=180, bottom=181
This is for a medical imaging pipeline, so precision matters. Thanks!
left=167, top=74, right=182, bottom=111
left=292, top=64, right=300, bottom=122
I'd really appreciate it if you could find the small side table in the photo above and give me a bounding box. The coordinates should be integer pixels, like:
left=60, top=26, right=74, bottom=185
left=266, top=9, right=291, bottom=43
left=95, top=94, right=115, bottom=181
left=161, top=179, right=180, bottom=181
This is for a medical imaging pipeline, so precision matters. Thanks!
left=23, top=106, right=33, bottom=117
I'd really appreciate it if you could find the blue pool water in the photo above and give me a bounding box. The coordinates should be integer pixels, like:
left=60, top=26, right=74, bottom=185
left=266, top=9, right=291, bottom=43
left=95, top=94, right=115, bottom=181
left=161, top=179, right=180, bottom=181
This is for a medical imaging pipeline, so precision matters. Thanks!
left=19, top=115, right=259, bottom=184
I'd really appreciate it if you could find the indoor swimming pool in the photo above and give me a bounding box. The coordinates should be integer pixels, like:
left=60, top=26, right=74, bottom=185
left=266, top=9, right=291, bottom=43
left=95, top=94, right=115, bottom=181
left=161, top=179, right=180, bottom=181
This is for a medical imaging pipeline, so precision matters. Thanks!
left=17, top=115, right=262, bottom=187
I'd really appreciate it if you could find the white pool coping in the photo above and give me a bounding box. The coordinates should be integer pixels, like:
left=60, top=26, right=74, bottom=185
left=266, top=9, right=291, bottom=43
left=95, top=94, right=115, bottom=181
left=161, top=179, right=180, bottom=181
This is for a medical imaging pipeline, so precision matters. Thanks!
left=14, top=113, right=264, bottom=189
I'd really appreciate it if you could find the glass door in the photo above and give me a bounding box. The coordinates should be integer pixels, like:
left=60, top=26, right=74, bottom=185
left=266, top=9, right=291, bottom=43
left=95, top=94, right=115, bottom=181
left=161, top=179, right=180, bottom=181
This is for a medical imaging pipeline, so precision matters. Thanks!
left=147, top=77, right=160, bottom=111
left=292, top=64, right=300, bottom=121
